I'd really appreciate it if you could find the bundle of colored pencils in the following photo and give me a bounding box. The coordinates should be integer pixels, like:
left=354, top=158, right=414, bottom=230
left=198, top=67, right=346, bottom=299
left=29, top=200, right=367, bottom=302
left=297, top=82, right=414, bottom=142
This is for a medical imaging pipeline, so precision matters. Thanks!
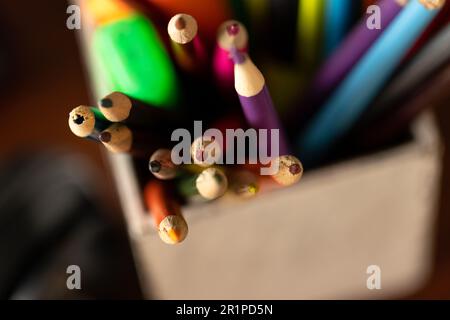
left=69, top=0, right=449, bottom=244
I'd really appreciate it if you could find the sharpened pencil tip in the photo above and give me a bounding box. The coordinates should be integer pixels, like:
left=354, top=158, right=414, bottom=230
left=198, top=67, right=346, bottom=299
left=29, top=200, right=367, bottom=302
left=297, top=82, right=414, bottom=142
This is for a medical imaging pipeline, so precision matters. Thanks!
left=99, top=131, right=112, bottom=143
left=166, top=228, right=181, bottom=243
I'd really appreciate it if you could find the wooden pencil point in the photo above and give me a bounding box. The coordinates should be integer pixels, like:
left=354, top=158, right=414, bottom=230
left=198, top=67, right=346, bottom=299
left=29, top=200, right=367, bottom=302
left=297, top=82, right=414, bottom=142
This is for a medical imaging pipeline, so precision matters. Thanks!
left=159, top=215, right=188, bottom=245
left=190, top=136, right=222, bottom=167
left=68, top=105, right=109, bottom=139
left=195, top=167, right=228, bottom=200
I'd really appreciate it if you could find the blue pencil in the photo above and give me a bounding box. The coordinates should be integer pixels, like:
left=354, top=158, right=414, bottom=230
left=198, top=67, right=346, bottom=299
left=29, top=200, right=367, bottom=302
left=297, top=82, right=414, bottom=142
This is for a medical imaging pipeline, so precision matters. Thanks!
left=324, top=0, right=354, bottom=57
left=297, top=0, right=444, bottom=164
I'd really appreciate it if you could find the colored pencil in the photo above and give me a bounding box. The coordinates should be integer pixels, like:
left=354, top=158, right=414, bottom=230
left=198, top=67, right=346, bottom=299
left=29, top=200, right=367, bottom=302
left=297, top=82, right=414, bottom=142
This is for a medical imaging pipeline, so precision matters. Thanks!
left=178, top=167, right=229, bottom=201
left=213, top=20, right=249, bottom=92
left=144, top=179, right=188, bottom=245
left=324, top=0, right=354, bottom=57
left=228, top=169, right=259, bottom=198
left=81, top=0, right=134, bottom=25
left=405, top=1, right=450, bottom=59
left=83, top=0, right=180, bottom=108
left=149, top=148, right=179, bottom=180
left=210, top=113, right=248, bottom=154
left=167, top=13, right=207, bottom=73
left=270, top=155, right=304, bottom=187
left=195, top=167, right=228, bottom=200
left=231, top=48, right=291, bottom=156
left=68, top=105, right=110, bottom=140
left=364, top=23, right=450, bottom=121
left=229, top=0, right=250, bottom=28
left=297, top=0, right=445, bottom=163
left=291, top=0, right=406, bottom=128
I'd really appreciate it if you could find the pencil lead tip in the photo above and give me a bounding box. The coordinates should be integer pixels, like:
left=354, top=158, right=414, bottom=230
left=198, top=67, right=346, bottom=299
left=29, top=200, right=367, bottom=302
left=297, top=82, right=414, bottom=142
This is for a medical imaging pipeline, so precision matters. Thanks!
left=149, top=160, right=162, bottom=173
left=100, top=98, right=113, bottom=108
left=248, top=183, right=259, bottom=195
left=99, top=131, right=111, bottom=143
left=229, top=46, right=245, bottom=64
left=289, top=163, right=302, bottom=175
left=226, top=23, right=240, bottom=36
left=175, top=16, right=186, bottom=30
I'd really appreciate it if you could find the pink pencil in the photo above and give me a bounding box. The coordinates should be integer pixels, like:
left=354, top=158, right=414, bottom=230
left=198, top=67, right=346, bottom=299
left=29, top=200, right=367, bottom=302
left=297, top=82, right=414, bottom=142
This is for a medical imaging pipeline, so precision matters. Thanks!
left=213, top=20, right=248, bottom=93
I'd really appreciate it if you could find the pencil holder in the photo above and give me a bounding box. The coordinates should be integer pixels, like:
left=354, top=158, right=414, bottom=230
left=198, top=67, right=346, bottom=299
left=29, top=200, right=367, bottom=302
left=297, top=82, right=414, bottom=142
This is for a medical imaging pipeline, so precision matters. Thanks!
left=75, top=0, right=443, bottom=299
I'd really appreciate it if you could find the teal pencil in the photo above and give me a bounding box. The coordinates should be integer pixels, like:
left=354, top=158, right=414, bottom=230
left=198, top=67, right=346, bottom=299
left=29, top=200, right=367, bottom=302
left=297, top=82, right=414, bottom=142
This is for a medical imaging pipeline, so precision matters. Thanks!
left=324, top=0, right=354, bottom=57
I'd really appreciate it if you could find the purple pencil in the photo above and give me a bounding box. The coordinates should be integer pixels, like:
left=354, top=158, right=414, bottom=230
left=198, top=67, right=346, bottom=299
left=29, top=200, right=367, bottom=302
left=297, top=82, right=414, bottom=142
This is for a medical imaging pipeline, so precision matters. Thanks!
left=289, top=0, right=407, bottom=128
left=231, top=47, right=291, bottom=156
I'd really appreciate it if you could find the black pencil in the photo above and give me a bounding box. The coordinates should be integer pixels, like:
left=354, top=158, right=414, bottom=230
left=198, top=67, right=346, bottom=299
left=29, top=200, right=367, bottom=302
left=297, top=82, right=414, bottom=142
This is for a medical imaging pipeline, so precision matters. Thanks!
left=269, top=0, right=299, bottom=62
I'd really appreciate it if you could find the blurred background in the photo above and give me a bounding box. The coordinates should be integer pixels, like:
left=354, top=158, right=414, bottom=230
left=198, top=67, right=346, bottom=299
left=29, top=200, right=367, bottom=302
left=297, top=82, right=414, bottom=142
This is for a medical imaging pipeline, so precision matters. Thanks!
left=0, top=1, right=449, bottom=299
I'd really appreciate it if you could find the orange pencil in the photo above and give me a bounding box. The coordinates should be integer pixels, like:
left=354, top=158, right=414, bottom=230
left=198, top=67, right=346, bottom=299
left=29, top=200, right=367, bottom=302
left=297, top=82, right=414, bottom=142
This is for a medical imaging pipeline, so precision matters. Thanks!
left=144, top=180, right=188, bottom=245
left=242, top=155, right=304, bottom=187
left=167, top=13, right=207, bottom=73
